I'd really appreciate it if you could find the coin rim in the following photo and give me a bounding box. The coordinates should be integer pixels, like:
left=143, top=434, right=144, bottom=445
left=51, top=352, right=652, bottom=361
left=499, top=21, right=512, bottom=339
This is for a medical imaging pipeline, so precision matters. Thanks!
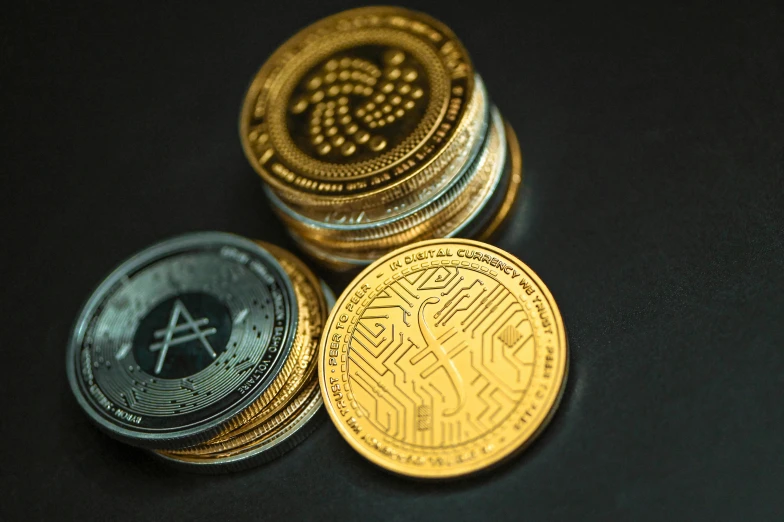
left=317, top=238, right=568, bottom=478
left=191, top=241, right=331, bottom=447
left=476, top=121, right=524, bottom=241
left=153, top=273, right=335, bottom=472
left=151, top=387, right=326, bottom=473
left=285, top=114, right=518, bottom=269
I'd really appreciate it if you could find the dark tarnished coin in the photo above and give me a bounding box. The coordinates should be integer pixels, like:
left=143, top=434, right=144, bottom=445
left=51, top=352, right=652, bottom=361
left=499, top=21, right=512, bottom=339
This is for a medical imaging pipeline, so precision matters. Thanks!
left=66, top=232, right=297, bottom=449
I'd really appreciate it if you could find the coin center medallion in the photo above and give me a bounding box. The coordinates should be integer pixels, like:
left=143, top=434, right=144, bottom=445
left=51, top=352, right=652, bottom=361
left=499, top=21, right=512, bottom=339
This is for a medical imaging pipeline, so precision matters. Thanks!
left=132, top=293, right=231, bottom=379
left=287, top=45, right=429, bottom=163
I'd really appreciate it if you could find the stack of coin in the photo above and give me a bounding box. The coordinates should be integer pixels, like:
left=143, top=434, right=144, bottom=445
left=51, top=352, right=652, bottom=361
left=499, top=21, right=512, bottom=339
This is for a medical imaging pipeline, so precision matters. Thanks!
left=240, top=7, right=523, bottom=271
left=66, top=233, right=332, bottom=472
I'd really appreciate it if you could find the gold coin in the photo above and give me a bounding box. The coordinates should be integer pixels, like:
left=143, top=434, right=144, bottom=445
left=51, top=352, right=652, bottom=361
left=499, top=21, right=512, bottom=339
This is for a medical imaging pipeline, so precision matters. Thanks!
left=271, top=76, right=488, bottom=225
left=318, top=239, right=567, bottom=478
left=240, top=6, right=475, bottom=207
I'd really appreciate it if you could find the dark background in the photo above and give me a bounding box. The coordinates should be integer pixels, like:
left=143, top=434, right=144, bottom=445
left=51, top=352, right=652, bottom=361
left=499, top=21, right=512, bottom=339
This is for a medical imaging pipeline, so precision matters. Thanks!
left=3, top=1, right=783, bottom=520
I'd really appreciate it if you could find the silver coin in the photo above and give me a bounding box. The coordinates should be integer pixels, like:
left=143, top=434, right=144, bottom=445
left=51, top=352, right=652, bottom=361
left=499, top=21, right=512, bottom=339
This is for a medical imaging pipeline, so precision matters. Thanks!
left=152, top=285, right=335, bottom=473
left=66, top=232, right=298, bottom=449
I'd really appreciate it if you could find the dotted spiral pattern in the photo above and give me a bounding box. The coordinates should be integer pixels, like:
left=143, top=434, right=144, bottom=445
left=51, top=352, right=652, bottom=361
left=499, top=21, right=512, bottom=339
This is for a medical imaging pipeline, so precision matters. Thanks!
left=268, top=77, right=488, bottom=230
left=289, top=49, right=426, bottom=159
left=259, top=28, right=449, bottom=179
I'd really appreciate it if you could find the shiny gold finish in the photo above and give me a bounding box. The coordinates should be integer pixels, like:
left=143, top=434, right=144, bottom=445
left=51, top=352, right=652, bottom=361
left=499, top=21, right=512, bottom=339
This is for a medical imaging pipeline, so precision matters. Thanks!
left=274, top=108, right=504, bottom=252
left=278, top=78, right=488, bottom=222
left=241, top=6, right=475, bottom=207
left=318, top=239, right=567, bottom=478
left=155, top=242, right=329, bottom=465
left=477, top=122, right=523, bottom=241
left=280, top=115, right=522, bottom=271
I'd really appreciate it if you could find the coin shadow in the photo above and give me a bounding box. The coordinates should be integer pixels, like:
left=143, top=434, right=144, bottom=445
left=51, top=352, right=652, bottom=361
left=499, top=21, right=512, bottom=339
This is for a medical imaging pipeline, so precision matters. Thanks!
left=59, top=385, right=232, bottom=496
left=490, top=173, right=536, bottom=252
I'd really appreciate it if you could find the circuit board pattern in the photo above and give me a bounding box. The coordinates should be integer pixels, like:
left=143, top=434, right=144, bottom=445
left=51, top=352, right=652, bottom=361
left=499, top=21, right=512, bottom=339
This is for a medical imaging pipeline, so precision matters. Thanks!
left=347, top=266, right=536, bottom=448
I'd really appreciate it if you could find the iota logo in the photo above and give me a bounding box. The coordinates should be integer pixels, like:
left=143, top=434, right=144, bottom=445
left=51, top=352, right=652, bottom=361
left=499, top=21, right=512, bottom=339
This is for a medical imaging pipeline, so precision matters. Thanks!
left=149, top=299, right=218, bottom=375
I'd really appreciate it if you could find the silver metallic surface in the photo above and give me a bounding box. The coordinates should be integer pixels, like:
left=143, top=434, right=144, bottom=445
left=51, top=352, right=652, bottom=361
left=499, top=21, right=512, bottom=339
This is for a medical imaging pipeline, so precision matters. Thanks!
left=66, top=232, right=298, bottom=449
left=152, top=279, right=336, bottom=473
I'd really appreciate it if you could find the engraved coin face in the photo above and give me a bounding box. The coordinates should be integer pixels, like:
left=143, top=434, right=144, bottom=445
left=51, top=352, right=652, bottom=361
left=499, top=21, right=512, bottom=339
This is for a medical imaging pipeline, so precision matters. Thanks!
left=66, top=232, right=297, bottom=449
left=153, top=241, right=334, bottom=472
left=318, top=239, right=567, bottom=478
left=240, top=6, right=474, bottom=202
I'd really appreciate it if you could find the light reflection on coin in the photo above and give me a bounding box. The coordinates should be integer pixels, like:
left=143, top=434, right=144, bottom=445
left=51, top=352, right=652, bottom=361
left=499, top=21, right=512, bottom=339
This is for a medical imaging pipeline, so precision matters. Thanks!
left=267, top=76, right=489, bottom=228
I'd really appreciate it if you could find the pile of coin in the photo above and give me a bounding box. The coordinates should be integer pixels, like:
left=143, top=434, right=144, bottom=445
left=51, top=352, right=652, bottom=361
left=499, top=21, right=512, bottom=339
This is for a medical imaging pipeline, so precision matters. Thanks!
left=66, top=233, right=332, bottom=472
left=67, top=7, right=570, bottom=480
left=240, top=6, right=523, bottom=270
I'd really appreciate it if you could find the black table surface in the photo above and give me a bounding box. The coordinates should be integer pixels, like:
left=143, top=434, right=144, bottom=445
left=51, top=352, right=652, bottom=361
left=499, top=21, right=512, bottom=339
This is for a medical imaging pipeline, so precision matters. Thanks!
left=3, top=1, right=783, bottom=520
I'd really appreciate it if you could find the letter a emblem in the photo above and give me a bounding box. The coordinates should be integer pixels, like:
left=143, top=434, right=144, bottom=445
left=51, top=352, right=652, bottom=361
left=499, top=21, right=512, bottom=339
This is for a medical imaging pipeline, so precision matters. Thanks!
left=148, top=299, right=218, bottom=375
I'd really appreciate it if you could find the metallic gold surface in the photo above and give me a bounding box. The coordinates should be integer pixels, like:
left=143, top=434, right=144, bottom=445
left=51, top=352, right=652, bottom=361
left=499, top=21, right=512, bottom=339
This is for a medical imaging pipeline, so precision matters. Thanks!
left=318, top=239, right=568, bottom=478
left=240, top=6, right=475, bottom=208
left=476, top=122, right=523, bottom=241
left=271, top=107, right=502, bottom=251
left=284, top=115, right=520, bottom=270
left=268, top=75, right=489, bottom=225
